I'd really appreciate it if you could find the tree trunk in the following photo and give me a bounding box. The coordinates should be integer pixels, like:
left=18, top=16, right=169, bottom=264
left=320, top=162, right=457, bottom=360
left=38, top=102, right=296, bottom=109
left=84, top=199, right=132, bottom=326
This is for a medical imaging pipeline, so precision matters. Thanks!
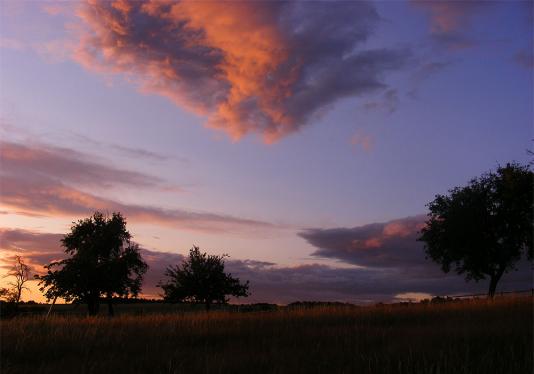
left=488, top=276, right=498, bottom=298
left=488, top=266, right=505, bottom=298
left=87, top=300, right=97, bottom=316
left=107, top=293, right=114, bottom=317
left=87, top=294, right=100, bottom=316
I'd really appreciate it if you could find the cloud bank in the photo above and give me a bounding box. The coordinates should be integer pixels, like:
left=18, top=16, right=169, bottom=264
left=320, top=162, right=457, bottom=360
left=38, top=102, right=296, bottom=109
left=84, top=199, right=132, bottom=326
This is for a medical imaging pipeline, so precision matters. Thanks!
left=300, top=215, right=428, bottom=269
left=299, top=216, right=532, bottom=299
left=75, top=0, right=408, bottom=142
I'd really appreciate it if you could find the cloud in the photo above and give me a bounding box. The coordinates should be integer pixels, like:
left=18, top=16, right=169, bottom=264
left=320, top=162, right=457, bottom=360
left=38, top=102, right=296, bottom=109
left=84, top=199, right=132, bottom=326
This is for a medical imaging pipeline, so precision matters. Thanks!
left=73, top=0, right=409, bottom=142
left=300, top=216, right=428, bottom=269
left=408, top=61, right=451, bottom=98
left=363, top=88, right=399, bottom=114
left=66, top=132, right=177, bottom=162
left=0, top=228, right=64, bottom=270
left=0, top=175, right=272, bottom=233
left=411, top=0, right=489, bottom=50
left=298, top=216, right=532, bottom=300
left=0, top=140, right=166, bottom=189
left=0, top=141, right=274, bottom=233
left=4, top=226, right=530, bottom=304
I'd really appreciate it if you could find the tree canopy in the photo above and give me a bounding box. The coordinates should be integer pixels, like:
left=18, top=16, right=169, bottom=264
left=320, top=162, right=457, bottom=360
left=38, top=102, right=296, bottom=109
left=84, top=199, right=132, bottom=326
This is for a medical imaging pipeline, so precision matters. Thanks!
left=159, top=246, right=249, bottom=310
left=36, top=212, right=148, bottom=315
left=418, top=163, right=533, bottom=297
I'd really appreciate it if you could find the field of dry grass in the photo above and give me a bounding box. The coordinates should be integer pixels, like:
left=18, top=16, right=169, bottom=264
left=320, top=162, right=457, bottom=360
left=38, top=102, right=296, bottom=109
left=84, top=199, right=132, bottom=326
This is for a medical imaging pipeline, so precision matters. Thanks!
left=1, top=297, right=532, bottom=374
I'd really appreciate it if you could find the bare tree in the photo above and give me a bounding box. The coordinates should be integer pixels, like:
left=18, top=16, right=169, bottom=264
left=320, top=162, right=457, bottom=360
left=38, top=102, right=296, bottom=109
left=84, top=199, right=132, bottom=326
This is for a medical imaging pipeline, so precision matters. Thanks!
left=4, top=255, right=31, bottom=305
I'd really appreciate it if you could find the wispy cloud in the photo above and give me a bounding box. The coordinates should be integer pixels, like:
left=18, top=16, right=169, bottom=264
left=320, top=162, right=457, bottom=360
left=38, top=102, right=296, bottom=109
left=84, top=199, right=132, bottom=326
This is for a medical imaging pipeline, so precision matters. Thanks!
left=1, top=140, right=166, bottom=189
left=363, top=89, right=399, bottom=114
left=66, top=132, right=178, bottom=163
left=0, top=141, right=275, bottom=233
left=408, top=61, right=451, bottom=98
left=72, top=1, right=409, bottom=143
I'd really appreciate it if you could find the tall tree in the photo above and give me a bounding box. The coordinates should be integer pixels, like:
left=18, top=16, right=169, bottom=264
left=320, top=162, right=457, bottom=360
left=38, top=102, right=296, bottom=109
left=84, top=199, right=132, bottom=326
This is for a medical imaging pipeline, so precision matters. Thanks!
left=159, top=246, right=249, bottom=310
left=418, top=163, right=533, bottom=297
left=36, top=212, right=148, bottom=316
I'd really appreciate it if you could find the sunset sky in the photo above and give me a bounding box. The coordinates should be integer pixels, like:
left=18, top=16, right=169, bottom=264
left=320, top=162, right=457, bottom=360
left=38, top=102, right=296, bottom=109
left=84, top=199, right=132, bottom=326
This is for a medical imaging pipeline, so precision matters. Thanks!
left=0, top=0, right=532, bottom=304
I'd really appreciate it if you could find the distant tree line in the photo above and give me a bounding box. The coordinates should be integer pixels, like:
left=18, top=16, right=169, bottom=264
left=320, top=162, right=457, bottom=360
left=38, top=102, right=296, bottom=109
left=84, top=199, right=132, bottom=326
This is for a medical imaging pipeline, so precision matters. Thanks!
left=1, top=162, right=532, bottom=316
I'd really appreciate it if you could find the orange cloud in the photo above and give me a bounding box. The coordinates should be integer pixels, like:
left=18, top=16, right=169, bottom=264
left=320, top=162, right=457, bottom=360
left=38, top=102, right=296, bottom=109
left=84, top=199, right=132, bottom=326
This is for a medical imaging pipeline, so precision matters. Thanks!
left=74, top=1, right=408, bottom=142
left=411, top=0, right=489, bottom=50
left=383, top=222, right=413, bottom=238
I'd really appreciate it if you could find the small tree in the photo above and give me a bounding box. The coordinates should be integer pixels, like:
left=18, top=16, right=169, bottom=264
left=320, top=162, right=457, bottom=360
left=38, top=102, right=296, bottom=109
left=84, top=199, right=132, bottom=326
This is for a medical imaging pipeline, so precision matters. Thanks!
left=159, top=246, right=249, bottom=310
left=3, top=256, right=31, bottom=306
left=418, top=163, right=533, bottom=297
left=36, top=212, right=148, bottom=316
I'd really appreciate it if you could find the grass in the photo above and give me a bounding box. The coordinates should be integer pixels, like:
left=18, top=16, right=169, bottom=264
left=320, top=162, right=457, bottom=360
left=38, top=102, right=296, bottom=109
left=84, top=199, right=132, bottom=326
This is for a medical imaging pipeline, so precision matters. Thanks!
left=1, top=297, right=532, bottom=374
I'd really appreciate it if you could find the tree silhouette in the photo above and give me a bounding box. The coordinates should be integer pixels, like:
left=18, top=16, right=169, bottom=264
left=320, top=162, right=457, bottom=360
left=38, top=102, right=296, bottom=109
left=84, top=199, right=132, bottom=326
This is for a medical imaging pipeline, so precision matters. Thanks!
left=418, top=163, right=533, bottom=297
left=4, top=255, right=31, bottom=306
left=36, top=212, right=148, bottom=316
left=159, top=246, right=249, bottom=310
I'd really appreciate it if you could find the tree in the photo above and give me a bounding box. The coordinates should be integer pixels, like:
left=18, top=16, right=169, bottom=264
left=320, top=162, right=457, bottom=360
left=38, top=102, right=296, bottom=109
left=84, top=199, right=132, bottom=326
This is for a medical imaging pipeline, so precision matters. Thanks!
left=4, top=255, right=31, bottom=306
left=418, top=163, right=533, bottom=297
left=159, top=246, right=249, bottom=310
left=36, top=212, right=148, bottom=316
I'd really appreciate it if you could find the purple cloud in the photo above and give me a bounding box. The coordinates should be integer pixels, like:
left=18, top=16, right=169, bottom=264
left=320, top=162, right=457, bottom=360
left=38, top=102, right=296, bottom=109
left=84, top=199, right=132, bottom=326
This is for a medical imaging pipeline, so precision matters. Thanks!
left=0, top=141, right=275, bottom=233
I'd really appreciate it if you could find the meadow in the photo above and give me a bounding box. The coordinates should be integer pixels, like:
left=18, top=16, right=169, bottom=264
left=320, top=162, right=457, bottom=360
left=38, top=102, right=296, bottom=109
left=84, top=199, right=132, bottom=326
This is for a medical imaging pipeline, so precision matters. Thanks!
left=1, top=297, right=532, bottom=374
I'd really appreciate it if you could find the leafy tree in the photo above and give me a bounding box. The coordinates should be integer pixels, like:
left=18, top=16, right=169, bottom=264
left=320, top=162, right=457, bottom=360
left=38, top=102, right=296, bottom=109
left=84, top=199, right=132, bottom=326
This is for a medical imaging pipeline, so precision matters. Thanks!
left=418, top=163, right=533, bottom=297
left=36, top=212, right=148, bottom=316
left=159, top=246, right=249, bottom=310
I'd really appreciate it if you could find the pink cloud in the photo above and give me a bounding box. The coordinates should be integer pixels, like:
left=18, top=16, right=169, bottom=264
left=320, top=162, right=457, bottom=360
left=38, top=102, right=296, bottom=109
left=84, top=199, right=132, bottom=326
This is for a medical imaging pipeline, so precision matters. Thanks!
left=383, top=222, right=413, bottom=238
left=0, top=140, right=167, bottom=189
left=72, top=1, right=408, bottom=142
left=411, top=0, right=489, bottom=50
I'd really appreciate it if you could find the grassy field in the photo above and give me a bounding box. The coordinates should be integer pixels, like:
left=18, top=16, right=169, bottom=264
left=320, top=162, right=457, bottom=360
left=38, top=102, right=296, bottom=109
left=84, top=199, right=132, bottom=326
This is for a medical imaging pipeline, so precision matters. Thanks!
left=1, top=297, right=532, bottom=374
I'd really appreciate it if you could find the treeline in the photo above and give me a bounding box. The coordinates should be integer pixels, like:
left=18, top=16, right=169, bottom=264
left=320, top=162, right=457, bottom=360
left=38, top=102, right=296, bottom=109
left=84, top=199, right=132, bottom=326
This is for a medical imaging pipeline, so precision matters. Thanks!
left=1, top=162, right=532, bottom=317
left=1, top=213, right=250, bottom=317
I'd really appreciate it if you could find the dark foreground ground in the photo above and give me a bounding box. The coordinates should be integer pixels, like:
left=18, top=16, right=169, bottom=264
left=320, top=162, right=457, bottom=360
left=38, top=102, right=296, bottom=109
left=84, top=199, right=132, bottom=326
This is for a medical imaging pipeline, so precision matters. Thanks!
left=1, top=297, right=532, bottom=374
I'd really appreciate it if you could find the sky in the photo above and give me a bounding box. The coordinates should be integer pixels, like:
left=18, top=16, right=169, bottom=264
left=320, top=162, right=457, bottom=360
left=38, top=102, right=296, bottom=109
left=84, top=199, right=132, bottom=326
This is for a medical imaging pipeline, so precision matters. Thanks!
left=0, top=0, right=532, bottom=304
